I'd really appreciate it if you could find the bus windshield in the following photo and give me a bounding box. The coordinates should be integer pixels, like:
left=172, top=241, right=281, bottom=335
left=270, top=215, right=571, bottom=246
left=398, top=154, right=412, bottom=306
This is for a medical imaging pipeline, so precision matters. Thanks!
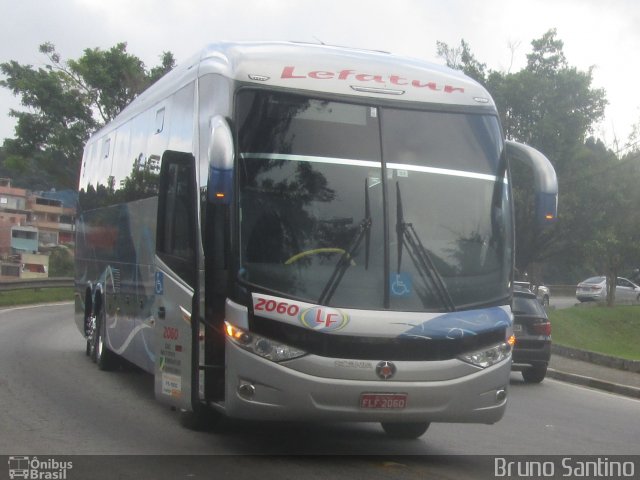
left=236, top=90, right=511, bottom=311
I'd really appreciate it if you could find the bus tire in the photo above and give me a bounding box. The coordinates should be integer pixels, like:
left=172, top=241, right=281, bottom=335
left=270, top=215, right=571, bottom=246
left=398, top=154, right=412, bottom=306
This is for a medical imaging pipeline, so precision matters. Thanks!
left=87, top=314, right=98, bottom=361
left=84, top=289, right=93, bottom=357
left=381, top=421, right=430, bottom=439
left=94, top=306, right=118, bottom=371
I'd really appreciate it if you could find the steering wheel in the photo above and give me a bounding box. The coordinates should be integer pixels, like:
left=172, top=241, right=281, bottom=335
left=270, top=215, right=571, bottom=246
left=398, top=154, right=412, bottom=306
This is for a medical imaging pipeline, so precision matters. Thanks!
left=285, top=248, right=356, bottom=266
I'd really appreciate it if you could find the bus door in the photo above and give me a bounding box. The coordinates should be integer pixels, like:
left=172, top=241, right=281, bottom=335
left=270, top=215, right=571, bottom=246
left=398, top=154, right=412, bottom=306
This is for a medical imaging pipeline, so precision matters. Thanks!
left=153, top=151, right=200, bottom=411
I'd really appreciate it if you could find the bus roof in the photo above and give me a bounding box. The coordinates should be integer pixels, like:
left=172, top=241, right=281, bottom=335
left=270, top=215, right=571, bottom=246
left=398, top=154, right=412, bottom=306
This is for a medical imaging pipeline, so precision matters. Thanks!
left=95, top=41, right=495, bottom=140
left=197, top=41, right=493, bottom=106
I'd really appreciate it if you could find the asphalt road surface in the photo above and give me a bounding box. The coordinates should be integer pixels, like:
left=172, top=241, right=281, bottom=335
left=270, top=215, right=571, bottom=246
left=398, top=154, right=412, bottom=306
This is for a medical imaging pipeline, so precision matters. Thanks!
left=1, top=303, right=638, bottom=479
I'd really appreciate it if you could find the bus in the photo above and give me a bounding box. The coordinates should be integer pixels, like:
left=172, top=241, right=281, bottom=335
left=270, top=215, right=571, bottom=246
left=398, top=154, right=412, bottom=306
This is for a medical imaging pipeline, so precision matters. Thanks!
left=74, top=41, right=558, bottom=439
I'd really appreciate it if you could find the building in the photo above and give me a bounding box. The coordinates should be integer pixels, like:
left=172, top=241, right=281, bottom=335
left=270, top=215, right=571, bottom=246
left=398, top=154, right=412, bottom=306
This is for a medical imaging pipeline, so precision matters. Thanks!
left=0, top=179, right=31, bottom=257
left=27, top=194, right=76, bottom=247
left=0, top=178, right=28, bottom=212
left=0, top=252, right=49, bottom=279
left=0, top=178, right=76, bottom=279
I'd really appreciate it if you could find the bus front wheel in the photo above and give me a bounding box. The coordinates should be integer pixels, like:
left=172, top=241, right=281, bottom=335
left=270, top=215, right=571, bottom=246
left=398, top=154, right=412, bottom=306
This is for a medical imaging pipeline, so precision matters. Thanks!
left=179, top=405, right=224, bottom=432
left=381, top=421, right=430, bottom=439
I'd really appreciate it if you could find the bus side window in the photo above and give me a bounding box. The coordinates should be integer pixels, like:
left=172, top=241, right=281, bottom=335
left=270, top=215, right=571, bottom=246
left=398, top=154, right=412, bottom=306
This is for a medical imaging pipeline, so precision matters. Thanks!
left=157, top=152, right=197, bottom=287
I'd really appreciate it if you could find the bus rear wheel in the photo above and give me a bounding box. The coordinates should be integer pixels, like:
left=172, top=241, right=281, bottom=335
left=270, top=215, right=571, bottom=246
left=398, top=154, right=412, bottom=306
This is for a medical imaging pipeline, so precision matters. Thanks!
left=87, top=314, right=97, bottom=359
left=381, top=421, right=430, bottom=439
left=94, top=307, right=118, bottom=371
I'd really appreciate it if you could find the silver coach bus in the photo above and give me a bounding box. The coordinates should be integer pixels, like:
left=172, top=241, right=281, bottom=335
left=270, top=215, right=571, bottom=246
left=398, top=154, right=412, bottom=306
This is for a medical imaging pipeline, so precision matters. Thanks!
left=75, top=41, right=557, bottom=438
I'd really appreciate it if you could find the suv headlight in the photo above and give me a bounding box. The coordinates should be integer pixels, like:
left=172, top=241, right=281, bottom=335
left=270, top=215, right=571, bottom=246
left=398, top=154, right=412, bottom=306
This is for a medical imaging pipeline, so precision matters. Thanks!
left=225, top=321, right=306, bottom=362
left=458, top=341, right=512, bottom=368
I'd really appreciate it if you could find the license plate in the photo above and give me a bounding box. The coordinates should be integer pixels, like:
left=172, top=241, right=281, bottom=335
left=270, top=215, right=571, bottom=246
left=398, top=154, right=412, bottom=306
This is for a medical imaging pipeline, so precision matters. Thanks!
left=513, top=324, right=523, bottom=332
left=360, top=393, right=407, bottom=409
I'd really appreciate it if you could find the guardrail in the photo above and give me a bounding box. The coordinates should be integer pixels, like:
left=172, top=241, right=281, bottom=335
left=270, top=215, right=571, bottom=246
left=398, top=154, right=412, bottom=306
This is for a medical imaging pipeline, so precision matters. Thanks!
left=0, top=278, right=579, bottom=295
left=0, top=277, right=74, bottom=292
left=547, top=285, right=577, bottom=296
left=0, top=276, right=624, bottom=313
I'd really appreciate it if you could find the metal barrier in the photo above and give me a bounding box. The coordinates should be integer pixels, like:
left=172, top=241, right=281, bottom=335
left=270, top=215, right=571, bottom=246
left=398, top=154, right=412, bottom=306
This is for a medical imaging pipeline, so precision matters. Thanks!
left=0, top=277, right=74, bottom=292
left=0, top=278, right=579, bottom=295
left=547, top=285, right=577, bottom=296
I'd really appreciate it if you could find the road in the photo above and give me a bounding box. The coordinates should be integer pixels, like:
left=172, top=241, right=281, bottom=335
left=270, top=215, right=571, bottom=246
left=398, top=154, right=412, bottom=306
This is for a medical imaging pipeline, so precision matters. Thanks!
left=1, top=303, right=638, bottom=479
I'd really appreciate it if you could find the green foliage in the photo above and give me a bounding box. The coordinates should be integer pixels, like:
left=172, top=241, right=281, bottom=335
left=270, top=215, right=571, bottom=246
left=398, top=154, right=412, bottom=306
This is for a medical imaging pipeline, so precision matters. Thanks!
left=437, top=30, right=638, bottom=287
left=436, top=39, right=486, bottom=84
left=526, top=28, right=567, bottom=75
left=548, top=306, right=640, bottom=360
left=0, top=287, right=73, bottom=307
left=0, top=43, right=175, bottom=190
left=65, top=42, right=148, bottom=123
left=48, top=246, right=75, bottom=277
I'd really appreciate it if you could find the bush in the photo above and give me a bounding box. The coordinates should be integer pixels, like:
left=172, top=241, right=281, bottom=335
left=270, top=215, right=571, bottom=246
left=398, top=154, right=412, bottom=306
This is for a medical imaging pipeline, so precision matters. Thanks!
left=48, top=246, right=74, bottom=277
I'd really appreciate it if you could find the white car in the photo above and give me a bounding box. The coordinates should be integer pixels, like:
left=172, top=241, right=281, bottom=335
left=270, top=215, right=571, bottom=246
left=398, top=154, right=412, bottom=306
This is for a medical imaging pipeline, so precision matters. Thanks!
left=514, top=281, right=550, bottom=307
left=576, top=276, right=640, bottom=304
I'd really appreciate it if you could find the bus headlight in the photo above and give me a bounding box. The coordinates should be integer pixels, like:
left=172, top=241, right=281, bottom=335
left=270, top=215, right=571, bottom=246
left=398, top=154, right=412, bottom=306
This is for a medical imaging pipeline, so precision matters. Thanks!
left=224, top=321, right=307, bottom=362
left=458, top=341, right=512, bottom=368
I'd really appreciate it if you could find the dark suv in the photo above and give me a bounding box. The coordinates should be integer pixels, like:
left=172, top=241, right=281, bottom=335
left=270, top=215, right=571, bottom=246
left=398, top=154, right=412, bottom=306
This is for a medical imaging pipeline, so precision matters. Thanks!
left=511, top=287, right=551, bottom=383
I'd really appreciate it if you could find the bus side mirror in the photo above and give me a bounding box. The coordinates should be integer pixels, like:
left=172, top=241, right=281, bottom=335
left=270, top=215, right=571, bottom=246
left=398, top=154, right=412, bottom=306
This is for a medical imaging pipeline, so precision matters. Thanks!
left=506, top=141, right=558, bottom=226
left=207, top=115, right=234, bottom=204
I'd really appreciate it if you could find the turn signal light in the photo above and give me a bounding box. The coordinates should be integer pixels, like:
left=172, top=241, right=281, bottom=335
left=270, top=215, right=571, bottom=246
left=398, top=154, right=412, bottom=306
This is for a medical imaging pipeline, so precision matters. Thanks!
left=224, top=321, right=306, bottom=362
left=224, top=321, right=251, bottom=345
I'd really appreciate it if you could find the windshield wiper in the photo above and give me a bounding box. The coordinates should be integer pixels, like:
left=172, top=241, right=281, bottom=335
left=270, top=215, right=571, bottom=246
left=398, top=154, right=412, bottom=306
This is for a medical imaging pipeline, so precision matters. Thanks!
left=318, top=178, right=372, bottom=305
left=395, top=182, right=456, bottom=312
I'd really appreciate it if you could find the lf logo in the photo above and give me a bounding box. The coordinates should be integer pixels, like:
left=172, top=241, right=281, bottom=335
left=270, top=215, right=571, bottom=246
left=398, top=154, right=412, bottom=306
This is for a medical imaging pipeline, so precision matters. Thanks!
left=299, top=306, right=349, bottom=332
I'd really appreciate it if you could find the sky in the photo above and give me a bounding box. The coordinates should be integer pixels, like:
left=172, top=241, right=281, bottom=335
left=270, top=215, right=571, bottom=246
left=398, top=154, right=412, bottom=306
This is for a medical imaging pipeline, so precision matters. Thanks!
left=1, top=0, right=639, bottom=152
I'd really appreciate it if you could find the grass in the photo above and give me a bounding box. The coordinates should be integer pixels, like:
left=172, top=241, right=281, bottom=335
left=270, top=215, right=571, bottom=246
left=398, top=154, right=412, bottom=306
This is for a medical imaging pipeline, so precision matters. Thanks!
left=548, top=305, right=640, bottom=360
left=0, top=287, right=74, bottom=308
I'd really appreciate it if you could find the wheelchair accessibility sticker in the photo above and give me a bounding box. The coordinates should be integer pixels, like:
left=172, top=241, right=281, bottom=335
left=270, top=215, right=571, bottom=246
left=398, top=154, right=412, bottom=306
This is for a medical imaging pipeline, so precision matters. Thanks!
left=155, top=271, right=164, bottom=295
left=390, top=273, right=412, bottom=297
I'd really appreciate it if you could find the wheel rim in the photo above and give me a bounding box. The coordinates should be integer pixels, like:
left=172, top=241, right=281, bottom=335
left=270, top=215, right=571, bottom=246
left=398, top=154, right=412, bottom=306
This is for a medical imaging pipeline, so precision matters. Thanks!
left=96, top=323, right=103, bottom=360
left=95, top=309, right=106, bottom=361
left=87, top=315, right=97, bottom=357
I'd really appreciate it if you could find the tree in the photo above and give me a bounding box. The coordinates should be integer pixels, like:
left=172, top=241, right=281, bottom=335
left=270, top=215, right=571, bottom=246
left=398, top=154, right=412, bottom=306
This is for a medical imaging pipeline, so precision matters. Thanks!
left=436, top=39, right=487, bottom=85
left=48, top=245, right=75, bottom=277
left=0, top=43, right=175, bottom=190
left=584, top=155, right=640, bottom=305
left=437, top=30, right=610, bottom=284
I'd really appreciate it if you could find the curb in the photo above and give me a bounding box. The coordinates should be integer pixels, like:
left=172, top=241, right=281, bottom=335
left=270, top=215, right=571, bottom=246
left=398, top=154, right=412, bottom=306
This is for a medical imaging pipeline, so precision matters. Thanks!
left=551, top=344, right=640, bottom=373
left=547, top=368, right=640, bottom=399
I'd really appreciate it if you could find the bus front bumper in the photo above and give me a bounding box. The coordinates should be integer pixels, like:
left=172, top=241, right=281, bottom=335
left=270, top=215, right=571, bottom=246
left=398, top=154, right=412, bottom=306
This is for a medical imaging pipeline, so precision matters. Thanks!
left=222, top=341, right=510, bottom=424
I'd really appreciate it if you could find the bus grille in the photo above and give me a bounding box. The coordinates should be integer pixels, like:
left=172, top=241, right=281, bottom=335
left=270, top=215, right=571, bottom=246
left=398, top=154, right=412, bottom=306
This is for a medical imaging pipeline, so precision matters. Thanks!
left=250, top=316, right=505, bottom=361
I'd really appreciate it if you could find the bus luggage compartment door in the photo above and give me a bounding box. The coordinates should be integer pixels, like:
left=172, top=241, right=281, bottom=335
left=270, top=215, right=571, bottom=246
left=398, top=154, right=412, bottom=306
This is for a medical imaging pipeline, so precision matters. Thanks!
left=153, top=262, right=195, bottom=411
